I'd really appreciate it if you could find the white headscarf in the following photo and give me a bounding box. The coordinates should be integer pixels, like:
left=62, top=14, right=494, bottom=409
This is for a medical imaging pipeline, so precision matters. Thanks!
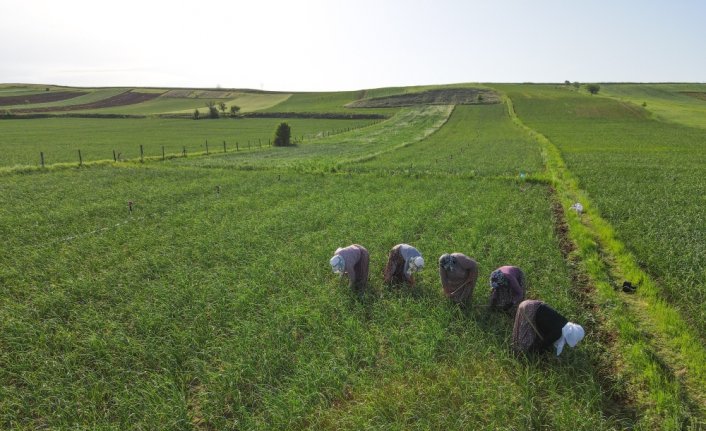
left=329, top=255, right=345, bottom=274
left=407, top=256, right=425, bottom=276
left=554, top=322, right=585, bottom=356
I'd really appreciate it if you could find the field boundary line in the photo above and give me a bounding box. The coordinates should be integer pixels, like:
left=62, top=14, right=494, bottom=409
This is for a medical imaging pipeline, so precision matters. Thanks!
left=504, top=95, right=706, bottom=427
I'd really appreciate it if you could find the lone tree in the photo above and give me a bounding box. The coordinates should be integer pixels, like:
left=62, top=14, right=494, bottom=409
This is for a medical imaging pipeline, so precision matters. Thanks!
left=273, top=122, right=292, bottom=147
left=219, top=102, right=227, bottom=115
left=230, top=105, right=241, bottom=117
left=206, top=101, right=219, bottom=118
left=193, top=108, right=200, bottom=120
left=586, top=84, right=601, bottom=95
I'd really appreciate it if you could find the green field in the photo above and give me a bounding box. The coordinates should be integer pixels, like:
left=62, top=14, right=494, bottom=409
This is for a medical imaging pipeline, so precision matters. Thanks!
left=1, top=82, right=705, bottom=429
left=498, top=84, right=706, bottom=338
left=0, top=117, right=377, bottom=167
left=601, top=83, right=706, bottom=129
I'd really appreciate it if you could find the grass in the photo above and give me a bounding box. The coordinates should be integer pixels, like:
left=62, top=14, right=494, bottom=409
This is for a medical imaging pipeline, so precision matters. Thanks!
left=2, top=82, right=705, bottom=429
left=498, top=87, right=706, bottom=427
left=0, top=117, right=376, bottom=167
left=260, top=91, right=398, bottom=116
left=0, top=164, right=621, bottom=430
left=498, top=84, right=706, bottom=339
left=601, top=83, right=706, bottom=129
left=351, top=103, right=543, bottom=177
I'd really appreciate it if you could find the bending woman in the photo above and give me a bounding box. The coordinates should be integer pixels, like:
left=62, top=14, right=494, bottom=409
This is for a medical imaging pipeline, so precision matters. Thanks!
left=384, top=243, right=425, bottom=286
left=330, top=244, right=370, bottom=292
left=512, top=299, right=585, bottom=356
left=438, top=253, right=478, bottom=304
left=489, top=266, right=526, bottom=313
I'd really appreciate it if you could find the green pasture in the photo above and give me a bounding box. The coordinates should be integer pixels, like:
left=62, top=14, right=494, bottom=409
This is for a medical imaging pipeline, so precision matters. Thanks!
left=601, top=83, right=706, bottom=129
left=2, top=82, right=705, bottom=429
left=260, top=91, right=397, bottom=116
left=0, top=117, right=376, bottom=167
left=1, top=162, right=623, bottom=430
left=166, top=105, right=446, bottom=172
left=498, top=83, right=706, bottom=339
left=352, top=103, right=543, bottom=177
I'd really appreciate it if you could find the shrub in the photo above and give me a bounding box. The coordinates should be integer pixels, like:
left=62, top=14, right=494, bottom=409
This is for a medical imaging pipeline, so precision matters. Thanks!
left=273, top=122, right=292, bottom=147
left=586, top=84, right=601, bottom=95
left=193, top=109, right=200, bottom=120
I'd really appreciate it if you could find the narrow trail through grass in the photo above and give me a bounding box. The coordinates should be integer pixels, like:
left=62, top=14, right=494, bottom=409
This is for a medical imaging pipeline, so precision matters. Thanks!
left=504, top=95, right=706, bottom=428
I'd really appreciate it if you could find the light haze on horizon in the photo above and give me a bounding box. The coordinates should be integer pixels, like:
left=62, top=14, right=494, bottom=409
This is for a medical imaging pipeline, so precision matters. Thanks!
left=1, top=0, right=704, bottom=91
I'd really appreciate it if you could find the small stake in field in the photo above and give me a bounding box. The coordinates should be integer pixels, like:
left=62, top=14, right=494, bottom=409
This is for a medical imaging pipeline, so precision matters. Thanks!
left=236, top=142, right=239, bottom=151
left=127, top=200, right=134, bottom=214
left=78, top=149, right=83, bottom=166
left=223, top=141, right=226, bottom=153
left=140, top=145, right=144, bottom=162
left=216, top=185, right=221, bottom=197
left=40, top=151, right=45, bottom=168
left=162, top=146, right=165, bottom=161
left=205, top=140, right=209, bottom=155
left=113, top=150, right=117, bottom=162
left=183, top=146, right=187, bottom=157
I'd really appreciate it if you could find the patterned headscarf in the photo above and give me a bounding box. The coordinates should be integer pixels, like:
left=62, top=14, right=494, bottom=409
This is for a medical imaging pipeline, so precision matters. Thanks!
left=490, top=269, right=508, bottom=290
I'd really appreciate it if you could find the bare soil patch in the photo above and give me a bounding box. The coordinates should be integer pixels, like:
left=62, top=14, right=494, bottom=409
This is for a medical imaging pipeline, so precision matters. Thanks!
left=0, top=91, right=86, bottom=106
left=12, top=91, right=163, bottom=113
left=346, top=88, right=500, bottom=108
left=681, top=92, right=706, bottom=101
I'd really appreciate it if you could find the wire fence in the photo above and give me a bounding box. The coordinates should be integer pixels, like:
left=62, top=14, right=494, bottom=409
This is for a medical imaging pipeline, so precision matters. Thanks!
left=18, top=122, right=383, bottom=169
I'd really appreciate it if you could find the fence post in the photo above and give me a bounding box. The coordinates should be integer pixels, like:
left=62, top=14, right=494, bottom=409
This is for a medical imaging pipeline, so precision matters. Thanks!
left=40, top=152, right=45, bottom=168
left=236, top=142, right=239, bottom=151
left=206, top=139, right=209, bottom=155
left=223, top=140, right=226, bottom=153
left=113, top=150, right=117, bottom=162
left=140, top=145, right=144, bottom=162
left=78, top=149, right=83, bottom=166
left=183, top=146, right=187, bottom=157
left=162, top=146, right=165, bottom=161
left=259, top=138, right=261, bottom=148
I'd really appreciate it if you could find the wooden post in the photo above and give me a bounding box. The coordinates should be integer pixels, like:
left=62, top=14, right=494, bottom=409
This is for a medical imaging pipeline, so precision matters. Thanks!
left=183, top=146, right=187, bottom=157
left=236, top=142, right=239, bottom=151
left=259, top=138, right=261, bottom=148
left=223, top=140, right=226, bottom=153
left=140, top=145, right=144, bottom=162
left=206, top=139, right=209, bottom=155
left=78, top=149, right=83, bottom=166
left=162, top=146, right=165, bottom=161
left=113, top=150, right=117, bottom=162
left=40, top=152, right=44, bottom=168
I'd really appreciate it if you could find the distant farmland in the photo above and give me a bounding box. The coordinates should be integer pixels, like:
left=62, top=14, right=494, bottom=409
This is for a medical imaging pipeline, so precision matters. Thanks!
left=1, top=82, right=705, bottom=430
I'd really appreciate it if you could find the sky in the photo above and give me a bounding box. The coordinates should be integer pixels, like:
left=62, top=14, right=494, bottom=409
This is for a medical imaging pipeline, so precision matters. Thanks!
left=1, top=0, right=704, bottom=91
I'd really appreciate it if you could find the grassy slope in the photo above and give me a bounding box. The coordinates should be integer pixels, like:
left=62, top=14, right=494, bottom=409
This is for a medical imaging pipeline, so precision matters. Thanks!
left=1, top=88, right=127, bottom=111
left=260, top=91, right=398, bottom=116
left=0, top=117, right=376, bottom=167
left=353, top=103, right=543, bottom=177
left=497, top=84, right=706, bottom=339
left=0, top=101, right=626, bottom=429
left=601, top=83, right=706, bottom=129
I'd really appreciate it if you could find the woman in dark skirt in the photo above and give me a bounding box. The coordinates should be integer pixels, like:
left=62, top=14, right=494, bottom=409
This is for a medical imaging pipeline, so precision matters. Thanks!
left=488, top=266, right=526, bottom=313
left=512, top=299, right=585, bottom=355
left=384, top=243, right=425, bottom=286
